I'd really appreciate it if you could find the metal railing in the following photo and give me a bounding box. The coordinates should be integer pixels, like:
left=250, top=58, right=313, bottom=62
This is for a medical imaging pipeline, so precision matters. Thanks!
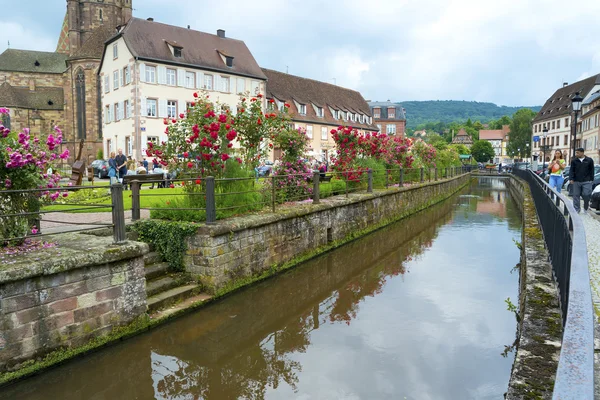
left=512, top=168, right=594, bottom=400
left=128, top=166, right=469, bottom=224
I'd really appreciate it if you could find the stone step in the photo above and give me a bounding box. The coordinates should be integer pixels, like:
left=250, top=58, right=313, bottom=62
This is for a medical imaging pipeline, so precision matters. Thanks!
left=147, top=284, right=202, bottom=312
left=146, top=274, right=188, bottom=297
left=143, top=251, right=163, bottom=266
left=144, top=262, right=170, bottom=280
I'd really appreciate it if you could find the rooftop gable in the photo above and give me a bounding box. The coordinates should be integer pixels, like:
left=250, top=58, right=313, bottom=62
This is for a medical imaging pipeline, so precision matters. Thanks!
left=533, top=74, right=600, bottom=122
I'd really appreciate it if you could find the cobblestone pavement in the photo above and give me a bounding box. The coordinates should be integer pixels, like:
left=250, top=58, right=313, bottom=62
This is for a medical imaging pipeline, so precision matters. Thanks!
left=578, top=208, right=600, bottom=398
left=40, top=209, right=150, bottom=234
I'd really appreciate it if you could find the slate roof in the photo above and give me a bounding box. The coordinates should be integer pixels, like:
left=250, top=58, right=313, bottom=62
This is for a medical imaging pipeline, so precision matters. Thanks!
left=107, top=18, right=266, bottom=80
left=262, top=68, right=377, bottom=131
left=0, top=49, right=68, bottom=74
left=368, top=101, right=406, bottom=120
left=533, top=74, right=600, bottom=122
left=70, top=25, right=116, bottom=60
left=0, top=82, right=64, bottom=110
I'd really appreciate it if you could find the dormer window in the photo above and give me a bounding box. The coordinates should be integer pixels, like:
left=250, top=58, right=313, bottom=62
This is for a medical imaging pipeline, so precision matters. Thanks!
left=225, top=56, right=234, bottom=67
left=299, top=104, right=306, bottom=115
left=174, top=47, right=182, bottom=57
left=316, top=107, right=324, bottom=117
left=388, top=108, right=395, bottom=119
left=373, top=108, right=380, bottom=118
left=334, top=110, right=339, bottom=119
left=166, top=40, right=183, bottom=58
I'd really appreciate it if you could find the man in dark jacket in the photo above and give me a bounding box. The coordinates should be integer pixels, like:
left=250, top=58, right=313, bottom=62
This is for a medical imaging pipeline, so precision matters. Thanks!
left=569, top=147, right=595, bottom=213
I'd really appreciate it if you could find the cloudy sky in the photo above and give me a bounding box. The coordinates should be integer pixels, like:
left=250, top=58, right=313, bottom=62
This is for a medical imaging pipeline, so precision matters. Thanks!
left=1, top=0, right=600, bottom=106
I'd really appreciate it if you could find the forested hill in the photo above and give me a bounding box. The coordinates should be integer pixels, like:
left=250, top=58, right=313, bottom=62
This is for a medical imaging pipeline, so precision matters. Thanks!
left=400, top=100, right=541, bottom=129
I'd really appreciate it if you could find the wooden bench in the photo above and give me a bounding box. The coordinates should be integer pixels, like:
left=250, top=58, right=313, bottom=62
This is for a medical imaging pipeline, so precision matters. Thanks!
left=122, top=173, right=165, bottom=189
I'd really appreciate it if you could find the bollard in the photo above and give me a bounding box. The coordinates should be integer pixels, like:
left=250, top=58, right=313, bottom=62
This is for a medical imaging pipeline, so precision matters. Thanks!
left=367, top=168, right=373, bottom=193
left=131, top=180, right=141, bottom=221
left=312, top=170, right=320, bottom=204
left=420, top=167, right=424, bottom=183
left=399, top=168, right=404, bottom=187
left=111, top=183, right=127, bottom=243
left=205, top=176, right=216, bottom=224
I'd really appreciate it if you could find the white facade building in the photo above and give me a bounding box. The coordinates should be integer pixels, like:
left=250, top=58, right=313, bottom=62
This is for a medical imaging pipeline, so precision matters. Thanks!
left=99, top=18, right=267, bottom=160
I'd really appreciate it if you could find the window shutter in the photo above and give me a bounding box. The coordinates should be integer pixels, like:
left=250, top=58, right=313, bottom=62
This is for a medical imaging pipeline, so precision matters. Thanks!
left=139, top=63, right=146, bottom=83
left=119, top=101, right=124, bottom=120
left=126, top=65, right=131, bottom=84
left=157, top=66, right=167, bottom=85
left=104, top=76, right=110, bottom=93
left=119, top=69, right=124, bottom=87
left=196, top=72, right=204, bottom=89
left=177, top=69, right=186, bottom=87
left=128, top=100, right=132, bottom=118
left=141, top=98, right=147, bottom=117
left=158, top=99, right=168, bottom=118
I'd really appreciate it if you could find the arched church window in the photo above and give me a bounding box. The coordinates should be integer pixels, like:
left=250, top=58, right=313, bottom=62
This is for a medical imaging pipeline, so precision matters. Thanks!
left=75, top=68, right=86, bottom=140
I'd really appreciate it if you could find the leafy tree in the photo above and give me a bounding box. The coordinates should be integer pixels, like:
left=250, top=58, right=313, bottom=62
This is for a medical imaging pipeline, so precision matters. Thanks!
left=470, top=140, right=495, bottom=163
left=507, top=108, right=537, bottom=158
left=449, top=144, right=470, bottom=155
left=489, top=115, right=511, bottom=129
left=425, top=134, right=448, bottom=151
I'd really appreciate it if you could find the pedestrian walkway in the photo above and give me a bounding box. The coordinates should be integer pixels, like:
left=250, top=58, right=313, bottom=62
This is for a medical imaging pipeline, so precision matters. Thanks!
left=40, top=209, right=150, bottom=234
left=579, top=209, right=600, bottom=398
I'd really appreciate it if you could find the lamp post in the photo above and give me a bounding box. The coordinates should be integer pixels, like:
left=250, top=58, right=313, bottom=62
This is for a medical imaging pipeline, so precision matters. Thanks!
left=542, top=127, right=548, bottom=171
left=571, top=91, right=583, bottom=160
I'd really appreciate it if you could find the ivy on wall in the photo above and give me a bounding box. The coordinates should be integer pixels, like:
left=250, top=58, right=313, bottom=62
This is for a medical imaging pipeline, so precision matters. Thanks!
left=130, top=220, right=198, bottom=271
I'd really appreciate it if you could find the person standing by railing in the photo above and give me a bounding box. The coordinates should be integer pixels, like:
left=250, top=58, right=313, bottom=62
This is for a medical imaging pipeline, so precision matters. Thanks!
left=548, top=150, right=566, bottom=193
left=115, top=149, right=128, bottom=183
left=108, top=152, right=118, bottom=185
left=569, top=147, right=595, bottom=213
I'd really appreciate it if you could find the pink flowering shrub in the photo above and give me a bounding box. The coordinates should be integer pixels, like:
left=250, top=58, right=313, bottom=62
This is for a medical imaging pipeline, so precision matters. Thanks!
left=266, top=127, right=313, bottom=203
left=0, top=108, right=69, bottom=245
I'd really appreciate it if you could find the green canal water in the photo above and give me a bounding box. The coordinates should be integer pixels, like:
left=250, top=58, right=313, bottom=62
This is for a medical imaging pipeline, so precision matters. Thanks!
left=2, top=177, right=522, bottom=400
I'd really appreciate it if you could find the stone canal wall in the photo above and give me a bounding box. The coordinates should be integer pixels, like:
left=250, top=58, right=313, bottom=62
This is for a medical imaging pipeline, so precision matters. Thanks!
left=505, top=175, right=562, bottom=399
left=185, top=174, right=470, bottom=292
left=0, top=234, right=148, bottom=373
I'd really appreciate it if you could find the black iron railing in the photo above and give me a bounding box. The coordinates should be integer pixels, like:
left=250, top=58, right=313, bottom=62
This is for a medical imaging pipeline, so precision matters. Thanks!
left=512, top=168, right=594, bottom=400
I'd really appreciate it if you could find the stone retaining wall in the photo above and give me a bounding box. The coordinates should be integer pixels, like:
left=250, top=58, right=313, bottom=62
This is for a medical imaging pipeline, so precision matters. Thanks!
left=0, top=234, right=148, bottom=372
left=185, top=174, right=470, bottom=292
left=505, top=175, right=562, bottom=399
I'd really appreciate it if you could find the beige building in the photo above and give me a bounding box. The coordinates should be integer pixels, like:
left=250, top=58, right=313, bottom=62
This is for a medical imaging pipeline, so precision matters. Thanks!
left=580, top=90, right=600, bottom=162
left=531, top=75, right=600, bottom=163
left=262, top=68, right=377, bottom=162
left=479, top=125, right=510, bottom=164
left=99, top=18, right=267, bottom=160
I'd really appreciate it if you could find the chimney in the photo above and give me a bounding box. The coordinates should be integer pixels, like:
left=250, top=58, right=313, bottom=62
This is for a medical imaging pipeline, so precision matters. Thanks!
left=147, top=17, right=154, bottom=22
left=28, top=79, right=35, bottom=91
left=187, top=25, right=190, bottom=29
left=563, top=82, right=568, bottom=87
left=217, top=29, right=225, bottom=38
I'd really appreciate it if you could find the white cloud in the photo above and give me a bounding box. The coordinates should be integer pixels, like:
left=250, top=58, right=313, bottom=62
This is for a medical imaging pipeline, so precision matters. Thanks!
left=0, top=21, right=55, bottom=52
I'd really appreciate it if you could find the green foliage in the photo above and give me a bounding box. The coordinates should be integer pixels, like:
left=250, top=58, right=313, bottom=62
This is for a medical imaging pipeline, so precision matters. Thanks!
left=488, top=115, right=512, bottom=129
left=96, top=149, right=104, bottom=160
left=401, top=100, right=540, bottom=129
left=471, top=140, right=496, bottom=163
left=435, top=147, right=461, bottom=169
left=130, top=220, right=198, bottom=271
left=356, top=158, right=387, bottom=189
left=425, top=134, right=449, bottom=151
left=449, top=144, right=470, bottom=155
left=507, top=108, right=537, bottom=158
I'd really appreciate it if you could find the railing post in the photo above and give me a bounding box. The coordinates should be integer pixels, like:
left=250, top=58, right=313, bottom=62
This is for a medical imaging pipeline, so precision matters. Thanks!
left=312, top=170, right=320, bottom=204
left=420, top=167, right=424, bottom=183
left=131, top=180, right=140, bottom=221
left=445, top=167, right=448, bottom=178
left=435, top=168, right=438, bottom=181
left=271, top=175, right=277, bottom=212
left=345, top=174, right=349, bottom=197
left=111, top=183, right=126, bottom=244
left=399, top=168, right=404, bottom=187
left=367, top=168, right=373, bottom=193
left=385, top=169, right=389, bottom=188
left=205, top=176, right=216, bottom=224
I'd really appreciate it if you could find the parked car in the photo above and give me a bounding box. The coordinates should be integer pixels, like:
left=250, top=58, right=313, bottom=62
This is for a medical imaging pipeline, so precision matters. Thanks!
left=90, top=159, right=109, bottom=179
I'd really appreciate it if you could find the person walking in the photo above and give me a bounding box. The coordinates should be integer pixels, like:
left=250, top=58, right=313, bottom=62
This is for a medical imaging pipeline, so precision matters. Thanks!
left=108, top=152, right=118, bottom=185
left=548, top=149, right=566, bottom=193
left=115, top=149, right=128, bottom=182
left=569, top=147, right=595, bottom=213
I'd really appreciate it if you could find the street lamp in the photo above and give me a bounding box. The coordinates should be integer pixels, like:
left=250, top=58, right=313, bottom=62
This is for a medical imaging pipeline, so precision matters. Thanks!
left=571, top=91, right=584, bottom=160
left=542, top=126, right=548, bottom=171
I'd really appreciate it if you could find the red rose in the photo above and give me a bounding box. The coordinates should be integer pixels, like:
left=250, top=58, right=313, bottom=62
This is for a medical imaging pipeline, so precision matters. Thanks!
left=195, top=179, right=201, bottom=184
left=163, top=119, right=168, bottom=125
left=169, top=184, right=174, bottom=188
left=257, top=118, right=262, bottom=125
left=191, top=102, right=196, bottom=107
left=179, top=113, right=185, bottom=119
left=257, top=93, right=263, bottom=98
left=171, top=119, right=176, bottom=123
left=187, top=162, right=194, bottom=169
left=193, top=92, right=198, bottom=98
left=183, top=152, right=189, bottom=158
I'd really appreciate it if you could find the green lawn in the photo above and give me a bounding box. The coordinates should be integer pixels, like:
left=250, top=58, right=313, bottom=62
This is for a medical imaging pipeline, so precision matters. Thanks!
left=43, top=187, right=185, bottom=213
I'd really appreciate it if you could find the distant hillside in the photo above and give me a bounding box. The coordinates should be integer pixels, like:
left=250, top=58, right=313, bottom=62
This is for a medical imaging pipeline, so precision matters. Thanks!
left=399, top=100, right=541, bottom=129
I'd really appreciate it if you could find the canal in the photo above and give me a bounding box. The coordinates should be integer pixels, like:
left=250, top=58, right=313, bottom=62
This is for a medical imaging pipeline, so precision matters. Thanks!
left=1, top=177, right=522, bottom=400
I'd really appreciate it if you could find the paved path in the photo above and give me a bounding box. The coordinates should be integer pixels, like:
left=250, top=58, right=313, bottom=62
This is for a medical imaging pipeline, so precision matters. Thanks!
left=40, top=210, right=150, bottom=234
left=578, top=208, right=600, bottom=398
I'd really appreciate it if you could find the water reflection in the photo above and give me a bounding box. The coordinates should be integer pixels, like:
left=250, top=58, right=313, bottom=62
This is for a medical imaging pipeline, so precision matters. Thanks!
left=2, top=178, right=521, bottom=400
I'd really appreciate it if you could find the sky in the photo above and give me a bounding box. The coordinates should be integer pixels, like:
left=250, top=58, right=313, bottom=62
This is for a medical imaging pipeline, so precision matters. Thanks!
left=0, top=0, right=599, bottom=107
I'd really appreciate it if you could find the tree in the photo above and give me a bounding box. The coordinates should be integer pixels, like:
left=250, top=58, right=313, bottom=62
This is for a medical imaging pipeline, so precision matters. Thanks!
left=449, top=144, right=470, bottom=155
left=425, top=134, right=448, bottom=151
left=489, top=115, right=511, bottom=129
left=507, top=108, right=537, bottom=158
left=470, top=140, right=495, bottom=163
